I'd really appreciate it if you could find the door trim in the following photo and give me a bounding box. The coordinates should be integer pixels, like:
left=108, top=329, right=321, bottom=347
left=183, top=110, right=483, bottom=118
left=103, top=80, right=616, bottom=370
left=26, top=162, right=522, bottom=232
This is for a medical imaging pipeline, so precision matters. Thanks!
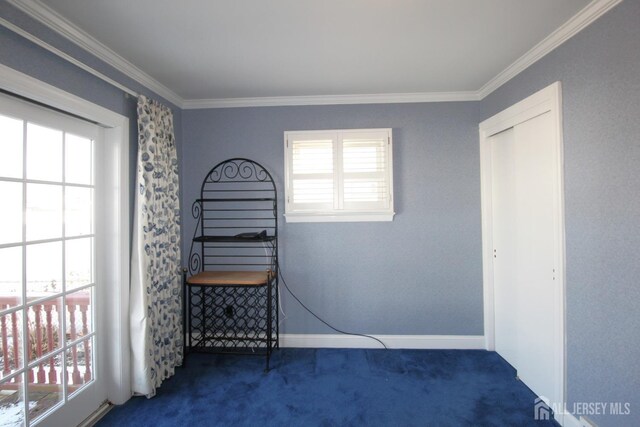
left=479, top=82, right=566, bottom=418
left=0, top=63, right=132, bottom=406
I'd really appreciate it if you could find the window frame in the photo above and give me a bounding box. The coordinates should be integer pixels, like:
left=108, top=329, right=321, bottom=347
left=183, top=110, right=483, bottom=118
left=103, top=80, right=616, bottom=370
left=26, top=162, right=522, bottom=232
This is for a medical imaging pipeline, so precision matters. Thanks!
left=284, top=128, right=395, bottom=222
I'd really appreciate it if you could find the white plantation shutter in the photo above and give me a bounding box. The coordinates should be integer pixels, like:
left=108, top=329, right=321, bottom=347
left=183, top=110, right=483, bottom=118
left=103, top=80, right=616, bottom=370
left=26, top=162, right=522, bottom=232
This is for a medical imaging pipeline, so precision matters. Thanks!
left=288, top=133, right=336, bottom=210
left=285, top=129, right=394, bottom=222
left=342, top=132, right=390, bottom=210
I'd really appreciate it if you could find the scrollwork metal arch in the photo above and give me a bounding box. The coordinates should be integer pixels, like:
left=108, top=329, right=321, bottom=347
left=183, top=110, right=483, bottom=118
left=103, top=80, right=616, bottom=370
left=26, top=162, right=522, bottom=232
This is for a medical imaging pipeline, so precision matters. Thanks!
left=202, top=158, right=275, bottom=187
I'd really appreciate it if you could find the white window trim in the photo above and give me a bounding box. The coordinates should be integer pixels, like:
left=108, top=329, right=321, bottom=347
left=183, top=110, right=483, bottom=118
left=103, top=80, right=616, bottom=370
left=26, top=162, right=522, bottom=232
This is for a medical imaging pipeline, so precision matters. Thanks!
left=0, top=63, right=131, bottom=405
left=284, top=128, right=395, bottom=223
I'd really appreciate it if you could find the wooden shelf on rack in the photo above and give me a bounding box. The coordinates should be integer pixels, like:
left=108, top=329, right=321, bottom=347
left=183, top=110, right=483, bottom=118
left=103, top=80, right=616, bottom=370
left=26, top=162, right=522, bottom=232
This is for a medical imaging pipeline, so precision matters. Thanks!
left=186, top=270, right=273, bottom=287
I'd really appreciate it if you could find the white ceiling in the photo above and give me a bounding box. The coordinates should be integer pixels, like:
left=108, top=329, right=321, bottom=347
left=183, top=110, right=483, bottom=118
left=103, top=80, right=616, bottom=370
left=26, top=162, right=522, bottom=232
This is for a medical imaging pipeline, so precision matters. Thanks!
left=25, top=0, right=594, bottom=104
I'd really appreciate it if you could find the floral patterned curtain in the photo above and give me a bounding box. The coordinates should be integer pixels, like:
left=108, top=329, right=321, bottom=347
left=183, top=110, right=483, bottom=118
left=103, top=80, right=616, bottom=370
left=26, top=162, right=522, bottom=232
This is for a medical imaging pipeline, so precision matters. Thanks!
left=130, top=95, right=182, bottom=397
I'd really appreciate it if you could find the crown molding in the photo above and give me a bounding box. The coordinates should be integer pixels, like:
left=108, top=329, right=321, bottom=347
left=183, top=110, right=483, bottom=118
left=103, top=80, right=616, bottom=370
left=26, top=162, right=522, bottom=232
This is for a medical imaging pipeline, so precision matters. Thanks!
left=0, top=16, right=140, bottom=98
left=477, top=0, right=623, bottom=99
left=183, top=91, right=481, bottom=109
left=7, top=0, right=184, bottom=107
left=6, top=0, right=622, bottom=109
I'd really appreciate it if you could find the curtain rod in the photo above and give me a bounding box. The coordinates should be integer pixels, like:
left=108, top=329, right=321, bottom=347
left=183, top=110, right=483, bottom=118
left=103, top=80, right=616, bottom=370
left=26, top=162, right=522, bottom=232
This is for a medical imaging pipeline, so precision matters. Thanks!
left=0, top=16, right=140, bottom=98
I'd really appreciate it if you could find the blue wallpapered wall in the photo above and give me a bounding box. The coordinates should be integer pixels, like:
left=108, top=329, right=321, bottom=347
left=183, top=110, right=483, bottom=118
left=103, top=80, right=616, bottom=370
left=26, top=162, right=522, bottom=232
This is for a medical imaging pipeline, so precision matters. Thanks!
left=182, top=102, right=483, bottom=336
left=480, top=2, right=639, bottom=425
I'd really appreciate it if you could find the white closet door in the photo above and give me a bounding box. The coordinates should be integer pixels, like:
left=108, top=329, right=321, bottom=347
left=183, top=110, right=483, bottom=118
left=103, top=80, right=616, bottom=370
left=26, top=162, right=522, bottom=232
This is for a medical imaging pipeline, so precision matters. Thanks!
left=491, top=111, right=559, bottom=402
left=490, top=127, right=519, bottom=366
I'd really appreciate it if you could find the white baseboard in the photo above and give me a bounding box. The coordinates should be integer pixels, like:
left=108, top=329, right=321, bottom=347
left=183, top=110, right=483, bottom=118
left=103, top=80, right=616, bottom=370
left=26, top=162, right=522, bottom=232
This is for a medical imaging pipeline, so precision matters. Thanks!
left=278, top=334, right=485, bottom=350
left=77, top=402, right=112, bottom=427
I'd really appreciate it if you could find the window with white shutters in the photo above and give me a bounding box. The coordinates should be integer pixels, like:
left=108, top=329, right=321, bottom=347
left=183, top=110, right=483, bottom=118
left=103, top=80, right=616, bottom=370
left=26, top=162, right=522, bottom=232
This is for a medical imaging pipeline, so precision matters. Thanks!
left=284, top=129, right=394, bottom=222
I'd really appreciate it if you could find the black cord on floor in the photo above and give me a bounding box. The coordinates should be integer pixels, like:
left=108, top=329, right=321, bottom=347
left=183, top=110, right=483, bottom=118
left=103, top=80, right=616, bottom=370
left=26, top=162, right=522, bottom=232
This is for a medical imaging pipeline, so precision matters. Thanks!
left=276, top=265, right=388, bottom=350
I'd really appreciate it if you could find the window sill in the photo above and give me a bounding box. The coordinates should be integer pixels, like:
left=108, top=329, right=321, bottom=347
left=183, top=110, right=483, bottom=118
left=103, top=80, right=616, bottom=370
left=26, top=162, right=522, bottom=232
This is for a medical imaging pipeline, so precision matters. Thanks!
left=284, top=211, right=395, bottom=223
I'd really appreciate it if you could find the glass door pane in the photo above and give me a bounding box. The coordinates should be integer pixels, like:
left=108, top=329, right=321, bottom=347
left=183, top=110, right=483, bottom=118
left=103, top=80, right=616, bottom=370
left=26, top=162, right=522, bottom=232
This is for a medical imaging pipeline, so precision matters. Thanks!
left=0, top=114, right=23, bottom=179
left=26, top=123, right=62, bottom=182
left=0, top=182, right=22, bottom=245
left=26, top=184, right=63, bottom=242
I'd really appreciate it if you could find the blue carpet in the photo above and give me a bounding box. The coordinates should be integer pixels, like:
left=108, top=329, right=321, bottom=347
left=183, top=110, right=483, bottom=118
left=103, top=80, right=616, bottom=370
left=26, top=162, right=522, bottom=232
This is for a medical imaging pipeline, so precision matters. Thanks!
left=98, top=349, right=558, bottom=426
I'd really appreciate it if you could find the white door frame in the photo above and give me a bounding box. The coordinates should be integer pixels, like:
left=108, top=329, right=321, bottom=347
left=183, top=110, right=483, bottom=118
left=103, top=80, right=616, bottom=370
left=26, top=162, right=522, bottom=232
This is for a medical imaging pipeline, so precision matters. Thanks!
left=479, top=82, right=566, bottom=414
left=0, top=63, right=132, bottom=406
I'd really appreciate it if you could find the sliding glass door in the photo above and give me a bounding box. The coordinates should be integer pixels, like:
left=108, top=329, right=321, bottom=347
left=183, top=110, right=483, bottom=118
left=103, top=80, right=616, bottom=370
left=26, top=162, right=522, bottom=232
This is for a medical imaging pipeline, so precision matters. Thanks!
left=0, top=93, right=105, bottom=426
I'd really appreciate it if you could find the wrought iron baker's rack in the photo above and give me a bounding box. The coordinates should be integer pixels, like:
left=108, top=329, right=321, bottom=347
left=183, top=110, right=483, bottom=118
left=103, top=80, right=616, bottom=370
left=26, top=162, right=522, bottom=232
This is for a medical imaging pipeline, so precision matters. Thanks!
left=183, top=158, right=279, bottom=370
